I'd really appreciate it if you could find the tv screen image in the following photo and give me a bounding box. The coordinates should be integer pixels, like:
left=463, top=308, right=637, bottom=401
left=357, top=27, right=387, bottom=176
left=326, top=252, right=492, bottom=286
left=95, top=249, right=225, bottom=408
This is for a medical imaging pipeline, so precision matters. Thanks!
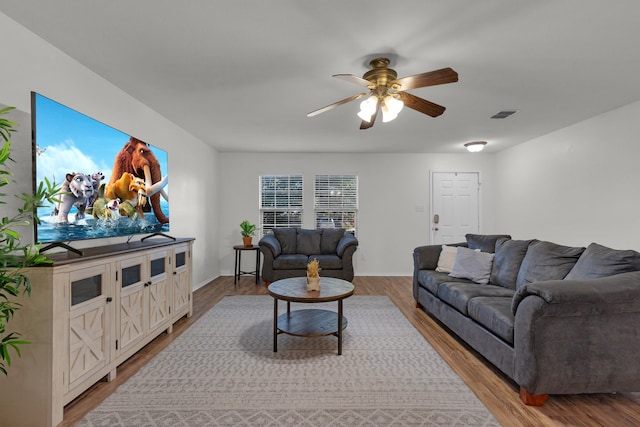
left=32, top=92, right=169, bottom=245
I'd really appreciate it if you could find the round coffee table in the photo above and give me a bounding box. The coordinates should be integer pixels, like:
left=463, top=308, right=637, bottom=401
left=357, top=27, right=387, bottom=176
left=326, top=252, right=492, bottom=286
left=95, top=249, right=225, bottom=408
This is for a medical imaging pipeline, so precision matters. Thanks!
left=268, top=277, right=355, bottom=355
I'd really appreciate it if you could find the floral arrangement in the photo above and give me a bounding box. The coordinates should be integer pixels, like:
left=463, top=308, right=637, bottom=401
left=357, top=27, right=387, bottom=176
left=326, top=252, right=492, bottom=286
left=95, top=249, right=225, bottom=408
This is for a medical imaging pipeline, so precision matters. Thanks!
left=307, top=259, right=321, bottom=278
left=306, top=259, right=321, bottom=291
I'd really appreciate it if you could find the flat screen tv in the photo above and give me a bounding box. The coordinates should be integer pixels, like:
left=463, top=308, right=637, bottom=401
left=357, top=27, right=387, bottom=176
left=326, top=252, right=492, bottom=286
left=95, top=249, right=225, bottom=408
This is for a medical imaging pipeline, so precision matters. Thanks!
left=32, top=92, right=170, bottom=252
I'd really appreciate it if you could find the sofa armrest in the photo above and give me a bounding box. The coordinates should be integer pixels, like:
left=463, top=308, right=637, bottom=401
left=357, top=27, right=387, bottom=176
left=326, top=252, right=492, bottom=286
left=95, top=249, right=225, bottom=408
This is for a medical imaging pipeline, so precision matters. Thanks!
left=513, top=271, right=640, bottom=395
left=258, top=234, right=282, bottom=283
left=511, top=270, right=640, bottom=315
left=336, top=232, right=358, bottom=257
left=258, top=233, right=281, bottom=258
left=413, top=242, right=466, bottom=271
left=413, top=245, right=443, bottom=271
left=413, top=242, right=466, bottom=302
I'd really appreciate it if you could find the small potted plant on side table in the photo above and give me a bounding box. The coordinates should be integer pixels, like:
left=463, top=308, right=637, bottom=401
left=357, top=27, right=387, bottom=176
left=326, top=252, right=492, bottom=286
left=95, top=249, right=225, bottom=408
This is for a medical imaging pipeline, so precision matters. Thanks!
left=240, top=220, right=256, bottom=247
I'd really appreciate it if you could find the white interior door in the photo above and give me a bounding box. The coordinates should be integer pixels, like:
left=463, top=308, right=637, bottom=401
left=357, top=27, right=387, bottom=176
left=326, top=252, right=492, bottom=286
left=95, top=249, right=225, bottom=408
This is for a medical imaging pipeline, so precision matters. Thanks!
left=431, top=172, right=480, bottom=244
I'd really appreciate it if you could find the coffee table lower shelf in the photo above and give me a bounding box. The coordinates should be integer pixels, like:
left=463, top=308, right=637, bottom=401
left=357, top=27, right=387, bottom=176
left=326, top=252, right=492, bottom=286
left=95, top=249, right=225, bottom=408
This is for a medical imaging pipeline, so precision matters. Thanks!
left=275, top=309, right=348, bottom=354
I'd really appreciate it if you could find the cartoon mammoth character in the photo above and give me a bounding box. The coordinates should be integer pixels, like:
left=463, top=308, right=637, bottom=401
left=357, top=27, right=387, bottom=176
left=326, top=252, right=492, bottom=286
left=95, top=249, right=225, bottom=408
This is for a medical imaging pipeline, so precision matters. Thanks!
left=108, top=137, right=169, bottom=224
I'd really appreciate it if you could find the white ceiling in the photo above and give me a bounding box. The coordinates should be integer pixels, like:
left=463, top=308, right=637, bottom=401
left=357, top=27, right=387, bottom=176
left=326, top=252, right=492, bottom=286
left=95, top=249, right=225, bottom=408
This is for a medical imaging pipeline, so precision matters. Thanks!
left=2, top=1, right=640, bottom=153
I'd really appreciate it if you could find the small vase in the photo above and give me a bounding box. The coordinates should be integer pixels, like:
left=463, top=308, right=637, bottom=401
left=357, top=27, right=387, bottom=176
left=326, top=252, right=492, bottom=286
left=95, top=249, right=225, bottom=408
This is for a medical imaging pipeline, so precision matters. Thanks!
left=306, top=275, right=320, bottom=291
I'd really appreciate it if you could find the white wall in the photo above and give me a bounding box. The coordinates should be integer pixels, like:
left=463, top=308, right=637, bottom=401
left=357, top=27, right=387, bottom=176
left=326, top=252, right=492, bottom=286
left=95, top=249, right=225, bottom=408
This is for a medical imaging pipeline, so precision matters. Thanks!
left=0, top=13, right=219, bottom=289
left=495, top=100, right=640, bottom=251
left=218, top=152, right=498, bottom=276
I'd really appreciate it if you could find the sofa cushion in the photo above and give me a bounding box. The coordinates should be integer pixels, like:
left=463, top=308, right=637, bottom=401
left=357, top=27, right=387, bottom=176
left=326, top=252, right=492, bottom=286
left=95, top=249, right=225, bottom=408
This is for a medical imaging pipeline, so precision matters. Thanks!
left=273, top=228, right=298, bottom=254
left=436, top=245, right=458, bottom=273
left=272, top=254, right=308, bottom=270
left=418, top=270, right=471, bottom=296
left=449, top=246, right=495, bottom=284
left=466, top=234, right=512, bottom=253
left=490, top=238, right=536, bottom=289
left=309, top=254, right=342, bottom=270
left=320, top=228, right=345, bottom=254
left=297, top=229, right=322, bottom=255
left=467, top=297, right=515, bottom=344
left=438, top=282, right=515, bottom=316
left=565, top=242, right=640, bottom=280
left=516, top=241, right=585, bottom=288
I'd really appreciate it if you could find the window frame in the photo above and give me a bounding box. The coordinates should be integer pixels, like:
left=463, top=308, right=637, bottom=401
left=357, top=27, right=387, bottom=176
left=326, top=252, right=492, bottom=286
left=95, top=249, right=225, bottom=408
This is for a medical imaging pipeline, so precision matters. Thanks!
left=259, top=174, right=303, bottom=236
left=313, top=174, right=358, bottom=235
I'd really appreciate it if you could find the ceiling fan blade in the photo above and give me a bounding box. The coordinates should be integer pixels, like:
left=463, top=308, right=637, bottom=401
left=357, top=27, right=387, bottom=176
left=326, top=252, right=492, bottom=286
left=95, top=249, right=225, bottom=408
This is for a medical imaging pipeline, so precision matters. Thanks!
left=360, top=101, right=379, bottom=130
left=398, top=92, right=446, bottom=117
left=391, top=67, right=458, bottom=91
left=307, top=93, right=367, bottom=117
left=333, top=74, right=373, bottom=88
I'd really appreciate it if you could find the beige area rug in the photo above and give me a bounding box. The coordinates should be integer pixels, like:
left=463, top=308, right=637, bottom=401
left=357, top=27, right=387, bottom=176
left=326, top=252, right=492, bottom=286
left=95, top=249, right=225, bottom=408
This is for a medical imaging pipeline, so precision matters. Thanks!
left=78, top=295, right=499, bottom=426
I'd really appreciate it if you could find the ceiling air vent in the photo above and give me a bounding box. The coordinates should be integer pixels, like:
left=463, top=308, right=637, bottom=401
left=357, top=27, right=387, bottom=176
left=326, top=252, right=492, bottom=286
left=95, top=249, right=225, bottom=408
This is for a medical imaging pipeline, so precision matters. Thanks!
left=491, top=110, right=517, bottom=119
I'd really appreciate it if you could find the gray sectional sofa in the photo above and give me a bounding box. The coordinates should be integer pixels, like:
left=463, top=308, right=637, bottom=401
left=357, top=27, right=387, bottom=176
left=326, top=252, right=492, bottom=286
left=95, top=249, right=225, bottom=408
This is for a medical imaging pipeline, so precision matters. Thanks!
left=413, top=234, right=640, bottom=405
left=259, top=227, right=358, bottom=283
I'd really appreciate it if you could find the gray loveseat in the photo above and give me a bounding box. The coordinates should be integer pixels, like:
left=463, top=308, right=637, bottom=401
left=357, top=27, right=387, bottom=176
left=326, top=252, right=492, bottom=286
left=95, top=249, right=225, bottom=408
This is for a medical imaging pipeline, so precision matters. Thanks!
left=259, top=227, right=358, bottom=283
left=413, top=234, right=640, bottom=405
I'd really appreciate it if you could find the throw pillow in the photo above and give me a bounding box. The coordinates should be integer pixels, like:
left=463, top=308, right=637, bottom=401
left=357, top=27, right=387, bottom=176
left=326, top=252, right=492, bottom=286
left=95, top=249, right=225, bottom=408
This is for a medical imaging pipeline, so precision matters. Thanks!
left=436, top=245, right=458, bottom=273
left=320, top=228, right=345, bottom=254
left=273, top=228, right=297, bottom=254
left=449, top=246, right=495, bottom=284
left=466, top=234, right=512, bottom=253
left=296, top=229, right=322, bottom=255
left=490, top=238, right=536, bottom=289
left=565, top=242, right=640, bottom=280
left=515, top=241, right=585, bottom=288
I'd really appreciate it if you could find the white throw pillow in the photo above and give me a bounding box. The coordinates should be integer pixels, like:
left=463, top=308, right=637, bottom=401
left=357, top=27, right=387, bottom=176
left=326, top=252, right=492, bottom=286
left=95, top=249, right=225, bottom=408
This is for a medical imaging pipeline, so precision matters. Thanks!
left=449, top=246, right=495, bottom=284
left=436, top=245, right=457, bottom=273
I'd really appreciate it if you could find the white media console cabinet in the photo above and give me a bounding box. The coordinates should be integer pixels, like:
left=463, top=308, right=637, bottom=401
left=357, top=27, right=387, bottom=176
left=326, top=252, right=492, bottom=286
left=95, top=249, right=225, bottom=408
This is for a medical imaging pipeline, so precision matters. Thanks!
left=0, top=237, right=194, bottom=427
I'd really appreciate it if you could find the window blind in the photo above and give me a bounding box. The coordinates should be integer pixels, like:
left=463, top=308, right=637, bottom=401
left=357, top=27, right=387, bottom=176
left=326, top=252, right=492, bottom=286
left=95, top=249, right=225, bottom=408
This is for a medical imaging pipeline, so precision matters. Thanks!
left=259, top=175, right=303, bottom=235
left=314, top=175, right=358, bottom=233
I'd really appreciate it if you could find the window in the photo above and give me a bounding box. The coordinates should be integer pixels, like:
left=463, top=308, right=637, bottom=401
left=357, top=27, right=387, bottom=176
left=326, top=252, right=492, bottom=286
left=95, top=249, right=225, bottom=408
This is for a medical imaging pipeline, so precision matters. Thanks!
left=259, top=175, right=303, bottom=236
left=314, top=175, right=358, bottom=234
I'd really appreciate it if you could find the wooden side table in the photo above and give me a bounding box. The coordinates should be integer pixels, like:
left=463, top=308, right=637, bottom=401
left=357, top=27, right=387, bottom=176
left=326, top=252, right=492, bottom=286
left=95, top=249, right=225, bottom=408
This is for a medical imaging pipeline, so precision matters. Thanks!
left=233, top=245, right=261, bottom=284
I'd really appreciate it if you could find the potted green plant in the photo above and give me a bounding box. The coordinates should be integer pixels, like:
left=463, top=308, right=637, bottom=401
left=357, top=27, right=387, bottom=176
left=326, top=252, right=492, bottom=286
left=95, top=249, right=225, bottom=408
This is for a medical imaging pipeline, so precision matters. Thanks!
left=240, top=219, right=256, bottom=247
left=0, top=106, right=60, bottom=375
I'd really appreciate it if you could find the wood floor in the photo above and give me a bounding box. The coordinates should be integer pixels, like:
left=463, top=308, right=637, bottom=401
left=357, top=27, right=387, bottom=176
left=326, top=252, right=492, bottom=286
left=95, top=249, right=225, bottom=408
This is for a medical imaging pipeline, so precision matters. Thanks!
left=62, top=276, right=640, bottom=427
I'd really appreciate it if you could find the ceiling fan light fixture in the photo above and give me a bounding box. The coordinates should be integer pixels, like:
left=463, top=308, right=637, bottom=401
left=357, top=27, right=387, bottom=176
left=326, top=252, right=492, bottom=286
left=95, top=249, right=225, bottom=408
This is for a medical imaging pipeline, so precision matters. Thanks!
left=381, top=103, right=398, bottom=123
left=464, top=141, right=487, bottom=152
left=357, top=110, right=373, bottom=122
left=384, top=94, right=404, bottom=115
left=357, top=95, right=378, bottom=122
left=308, top=58, right=458, bottom=129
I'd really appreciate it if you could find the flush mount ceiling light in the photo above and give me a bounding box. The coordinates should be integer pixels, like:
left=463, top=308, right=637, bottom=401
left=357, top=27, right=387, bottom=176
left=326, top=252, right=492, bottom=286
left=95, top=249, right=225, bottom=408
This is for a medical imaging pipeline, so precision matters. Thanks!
left=464, top=141, right=487, bottom=152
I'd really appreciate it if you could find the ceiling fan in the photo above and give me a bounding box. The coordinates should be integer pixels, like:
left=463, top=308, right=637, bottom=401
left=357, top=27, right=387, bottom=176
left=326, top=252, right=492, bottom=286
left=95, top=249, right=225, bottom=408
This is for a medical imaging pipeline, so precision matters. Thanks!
left=307, top=57, right=458, bottom=130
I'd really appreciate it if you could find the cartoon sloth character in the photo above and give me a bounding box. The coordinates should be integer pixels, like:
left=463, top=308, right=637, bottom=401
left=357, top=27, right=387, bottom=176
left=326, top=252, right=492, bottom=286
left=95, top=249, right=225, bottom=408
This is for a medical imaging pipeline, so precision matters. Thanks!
left=91, top=197, right=121, bottom=220
left=52, top=172, right=95, bottom=223
left=108, top=137, right=169, bottom=224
